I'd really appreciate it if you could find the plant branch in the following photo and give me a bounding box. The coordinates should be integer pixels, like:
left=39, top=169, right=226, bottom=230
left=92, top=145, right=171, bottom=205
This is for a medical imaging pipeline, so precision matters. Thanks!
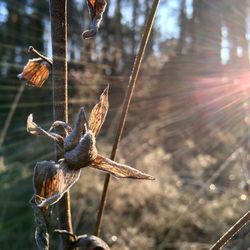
left=28, top=46, right=53, bottom=65
left=50, top=0, right=73, bottom=249
left=94, top=0, right=161, bottom=237
left=209, top=210, right=250, bottom=250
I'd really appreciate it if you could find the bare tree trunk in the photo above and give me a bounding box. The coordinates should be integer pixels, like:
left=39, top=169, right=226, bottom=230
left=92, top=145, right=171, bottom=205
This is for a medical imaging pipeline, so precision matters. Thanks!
left=50, top=0, right=73, bottom=249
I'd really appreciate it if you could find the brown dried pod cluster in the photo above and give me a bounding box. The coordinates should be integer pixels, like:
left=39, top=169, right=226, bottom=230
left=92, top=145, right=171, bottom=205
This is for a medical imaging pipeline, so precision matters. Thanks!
left=28, top=86, right=154, bottom=208
left=82, top=0, right=107, bottom=39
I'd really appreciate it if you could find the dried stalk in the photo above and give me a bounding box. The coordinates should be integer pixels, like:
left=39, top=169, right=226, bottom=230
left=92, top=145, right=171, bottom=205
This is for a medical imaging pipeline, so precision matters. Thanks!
left=94, top=0, right=161, bottom=237
left=0, top=84, right=25, bottom=147
left=209, top=210, right=250, bottom=250
left=50, top=0, right=73, bottom=249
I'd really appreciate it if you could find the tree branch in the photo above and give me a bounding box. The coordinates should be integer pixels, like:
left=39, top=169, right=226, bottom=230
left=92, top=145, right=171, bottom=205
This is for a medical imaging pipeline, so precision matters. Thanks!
left=209, top=210, right=250, bottom=250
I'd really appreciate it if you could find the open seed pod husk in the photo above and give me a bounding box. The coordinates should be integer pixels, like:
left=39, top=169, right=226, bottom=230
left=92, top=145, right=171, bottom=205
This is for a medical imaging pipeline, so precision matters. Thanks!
left=33, top=160, right=81, bottom=207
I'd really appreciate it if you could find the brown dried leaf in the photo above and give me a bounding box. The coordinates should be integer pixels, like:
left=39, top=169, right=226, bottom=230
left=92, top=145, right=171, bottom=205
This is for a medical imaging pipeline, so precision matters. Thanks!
left=82, top=0, right=107, bottom=39
left=88, top=86, right=109, bottom=136
left=33, top=161, right=81, bottom=207
left=18, top=58, right=50, bottom=87
left=27, top=114, right=64, bottom=146
left=91, top=155, right=155, bottom=180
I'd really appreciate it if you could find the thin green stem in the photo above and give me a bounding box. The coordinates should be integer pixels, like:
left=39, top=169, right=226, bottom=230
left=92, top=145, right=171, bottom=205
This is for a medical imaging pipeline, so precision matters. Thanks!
left=94, top=0, right=161, bottom=237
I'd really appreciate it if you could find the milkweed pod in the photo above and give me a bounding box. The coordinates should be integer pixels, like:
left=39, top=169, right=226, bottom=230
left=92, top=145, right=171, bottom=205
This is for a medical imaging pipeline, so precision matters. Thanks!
left=18, top=58, right=50, bottom=87
left=33, top=160, right=81, bottom=207
left=64, top=131, right=98, bottom=169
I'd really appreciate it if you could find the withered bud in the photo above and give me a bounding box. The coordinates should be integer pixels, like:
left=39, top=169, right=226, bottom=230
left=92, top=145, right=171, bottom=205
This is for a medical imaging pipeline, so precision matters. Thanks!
left=64, top=107, right=88, bottom=152
left=18, top=58, right=50, bottom=87
left=64, top=131, right=98, bottom=169
left=82, top=0, right=107, bottom=39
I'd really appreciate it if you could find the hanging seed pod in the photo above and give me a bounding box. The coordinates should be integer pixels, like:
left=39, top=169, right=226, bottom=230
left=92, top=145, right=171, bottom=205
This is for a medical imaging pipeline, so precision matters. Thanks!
left=33, top=161, right=81, bottom=207
left=82, top=0, right=107, bottom=39
left=18, top=58, right=51, bottom=87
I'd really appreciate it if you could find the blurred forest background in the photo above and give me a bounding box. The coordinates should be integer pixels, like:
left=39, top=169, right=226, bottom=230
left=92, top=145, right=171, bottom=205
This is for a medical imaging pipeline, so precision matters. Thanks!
left=0, top=0, right=250, bottom=249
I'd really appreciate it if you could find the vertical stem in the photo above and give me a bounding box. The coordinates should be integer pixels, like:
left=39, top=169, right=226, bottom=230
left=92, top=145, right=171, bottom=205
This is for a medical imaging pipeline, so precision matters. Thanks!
left=50, top=0, right=73, bottom=249
left=0, top=84, right=25, bottom=147
left=94, top=0, right=160, bottom=237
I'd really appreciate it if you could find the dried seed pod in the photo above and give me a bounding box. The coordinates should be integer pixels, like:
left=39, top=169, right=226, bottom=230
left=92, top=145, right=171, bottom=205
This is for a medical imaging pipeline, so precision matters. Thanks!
left=88, top=86, right=109, bottom=137
left=64, top=107, right=88, bottom=152
left=91, top=155, right=155, bottom=180
left=18, top=58, right=50, bottom=87
left=82, top=0, right=107, bottom=39
left=64, top=131, right=98, bottom=169
left=33, top=161, right=81, bottom=207
left=54, top=230, right=110, bottom=250
left=73, top=234, right=110, bottom=250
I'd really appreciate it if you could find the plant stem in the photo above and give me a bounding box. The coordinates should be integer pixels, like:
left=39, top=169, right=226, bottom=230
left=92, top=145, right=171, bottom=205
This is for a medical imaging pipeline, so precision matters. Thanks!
left=0, top=84, right=25, bottom=147
left=94, top=0, right=161, bottom=237
left=28, top=46, right=53, bottom=65
left=50, top=0, right=73, bottom=249
left=209, top=210, right=250, bottom=250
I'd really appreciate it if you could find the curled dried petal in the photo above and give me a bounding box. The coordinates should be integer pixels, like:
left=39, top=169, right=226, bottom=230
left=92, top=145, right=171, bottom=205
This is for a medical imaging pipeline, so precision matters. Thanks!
left=49, top=121, right=72, bottom=138
left=18, top=58, right=50, bottom=87
left=64, top=131, right=98, bottom=169
left=91, top=155, right=155, bottom=180
left=82, top=0, right=107, bottom=39
left=27, top=114, right=64, bottom=147
left=88, top=86, right=109, bottom=137
left=33, top=161, right=81, bottom=207
left=64, top=107, right=88, bottom=152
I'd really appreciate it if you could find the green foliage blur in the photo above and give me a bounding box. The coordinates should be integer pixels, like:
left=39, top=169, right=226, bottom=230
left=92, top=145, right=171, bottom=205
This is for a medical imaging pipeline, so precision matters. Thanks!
left=0, top=0, right=249, bottom=249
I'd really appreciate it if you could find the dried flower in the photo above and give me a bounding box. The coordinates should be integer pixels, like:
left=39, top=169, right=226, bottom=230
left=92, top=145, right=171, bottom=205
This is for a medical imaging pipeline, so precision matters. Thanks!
left=82, top=0, right=107, bottom=39
left=28, top=86, right=154, bottom=207
left=18, top=58, right=51, bottom=87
